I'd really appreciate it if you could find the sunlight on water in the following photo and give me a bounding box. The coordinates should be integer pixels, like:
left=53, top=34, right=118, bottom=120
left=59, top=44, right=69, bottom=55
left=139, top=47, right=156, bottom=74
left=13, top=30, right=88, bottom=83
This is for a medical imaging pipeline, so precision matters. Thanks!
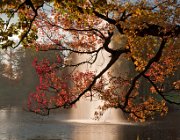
left=62, top=119, right=135, bottom=125
left=0, top=108, right=179, bottom=140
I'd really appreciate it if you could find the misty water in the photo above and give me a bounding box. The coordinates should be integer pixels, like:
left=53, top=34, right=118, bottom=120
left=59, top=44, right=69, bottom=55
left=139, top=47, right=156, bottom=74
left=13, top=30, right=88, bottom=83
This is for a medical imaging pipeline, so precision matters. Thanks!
left=0, top=49, right=180, bottom=140
left=0, top=106, right=180, bottom=140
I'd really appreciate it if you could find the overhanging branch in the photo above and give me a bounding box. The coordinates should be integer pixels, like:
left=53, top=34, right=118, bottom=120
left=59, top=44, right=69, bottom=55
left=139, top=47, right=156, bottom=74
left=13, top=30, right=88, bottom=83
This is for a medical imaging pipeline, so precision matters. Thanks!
left=67, top=48, right=129, bottom=106
left=119, top=38, right=167, bottom=109
left=143, top=74, right=180, bottom=105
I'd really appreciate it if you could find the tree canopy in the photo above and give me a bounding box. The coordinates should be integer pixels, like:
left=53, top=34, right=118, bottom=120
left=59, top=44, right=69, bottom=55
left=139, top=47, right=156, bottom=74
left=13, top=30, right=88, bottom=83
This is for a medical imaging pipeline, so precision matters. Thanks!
left=0, top=0, right=180, bottom=121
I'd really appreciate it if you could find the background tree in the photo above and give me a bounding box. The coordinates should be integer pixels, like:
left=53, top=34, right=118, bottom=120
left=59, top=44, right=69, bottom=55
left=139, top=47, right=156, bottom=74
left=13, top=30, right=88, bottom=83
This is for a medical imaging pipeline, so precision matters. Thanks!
left=0, top=0, right=179, bottom=121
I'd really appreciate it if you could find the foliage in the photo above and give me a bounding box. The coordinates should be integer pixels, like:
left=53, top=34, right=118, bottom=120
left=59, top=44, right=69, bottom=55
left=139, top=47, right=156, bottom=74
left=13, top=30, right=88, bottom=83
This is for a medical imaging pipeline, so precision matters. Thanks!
left=0, top=0, right=180, bottom=122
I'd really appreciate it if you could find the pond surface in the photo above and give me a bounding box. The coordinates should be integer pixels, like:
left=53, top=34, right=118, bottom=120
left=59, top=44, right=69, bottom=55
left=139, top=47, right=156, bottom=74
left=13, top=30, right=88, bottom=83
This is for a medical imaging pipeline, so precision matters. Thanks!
left=0, top=107, right=179, bottom=140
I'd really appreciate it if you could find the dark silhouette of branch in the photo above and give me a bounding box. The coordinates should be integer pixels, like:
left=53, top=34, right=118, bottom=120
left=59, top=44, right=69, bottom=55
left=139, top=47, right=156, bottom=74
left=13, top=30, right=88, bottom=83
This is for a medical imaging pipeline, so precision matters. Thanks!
left=67, top=49, right=129, bottom=107
left=25, top=0, right=36, bottom=13
left=5, top=1, right=26, bottom=30
left=38, top=26, right=104, bottom=55
left=136, top=23, right=180, bottom=37
left=64, top=52, right=100, bottom=67
left=143, top=74, right=180, bottom=105
left=6, top=1, right=44, bottom=48
left=42, top=19, right=106, bottom=39
left=76, top=4, right=180, bottom=39
left=15, top=3, right=43, bottom=47
left=119, top=38, right=167, bottom=110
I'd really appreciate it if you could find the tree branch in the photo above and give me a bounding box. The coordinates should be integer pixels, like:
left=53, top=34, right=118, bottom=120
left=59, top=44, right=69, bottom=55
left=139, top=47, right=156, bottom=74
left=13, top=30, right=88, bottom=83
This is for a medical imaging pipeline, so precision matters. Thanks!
left=143, top=74, right=180, bottom=105
left=38, top=26, right=104, bottom=54
left=136, top=23, right=180, bottom=38
left=43, top=19, right=106, bottom=39
left=119, top=38, right=167, bottom=109
left=67, top=49, right=129, bottom=106
left=4, top=1, right=26, bottom=30
left=12, top=2, right=43, bottom=48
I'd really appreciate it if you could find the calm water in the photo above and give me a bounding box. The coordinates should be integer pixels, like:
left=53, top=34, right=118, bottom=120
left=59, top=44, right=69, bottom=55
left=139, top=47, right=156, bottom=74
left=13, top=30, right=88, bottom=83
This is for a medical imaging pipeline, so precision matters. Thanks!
left=0, top=106, right=179, bottom=140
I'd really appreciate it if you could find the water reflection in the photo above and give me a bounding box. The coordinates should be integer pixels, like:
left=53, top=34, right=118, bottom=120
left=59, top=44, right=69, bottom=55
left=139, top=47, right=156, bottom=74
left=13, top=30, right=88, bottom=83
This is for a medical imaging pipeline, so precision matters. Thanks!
left=71, top=123, right=124, bottom=140
left=0, top=107, right=179, bottom=140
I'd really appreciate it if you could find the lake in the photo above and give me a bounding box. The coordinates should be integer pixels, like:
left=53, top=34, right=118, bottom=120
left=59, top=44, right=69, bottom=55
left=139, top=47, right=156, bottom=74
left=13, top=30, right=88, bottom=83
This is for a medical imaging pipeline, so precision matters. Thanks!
left=0, top=106, right=179, bottom=140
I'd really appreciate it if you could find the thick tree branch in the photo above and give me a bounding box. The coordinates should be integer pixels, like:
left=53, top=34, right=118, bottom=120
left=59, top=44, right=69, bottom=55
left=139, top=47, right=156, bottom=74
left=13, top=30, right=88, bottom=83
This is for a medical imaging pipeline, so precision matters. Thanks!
left=25, top=0, right=36, bottom=13
left=75, top=5, right=125, bottom=34
left=67, top=49, right=129, bottom=107
left=136, top=23, right=180, bottom=37
left=119, top=38, right=167, bottom=109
